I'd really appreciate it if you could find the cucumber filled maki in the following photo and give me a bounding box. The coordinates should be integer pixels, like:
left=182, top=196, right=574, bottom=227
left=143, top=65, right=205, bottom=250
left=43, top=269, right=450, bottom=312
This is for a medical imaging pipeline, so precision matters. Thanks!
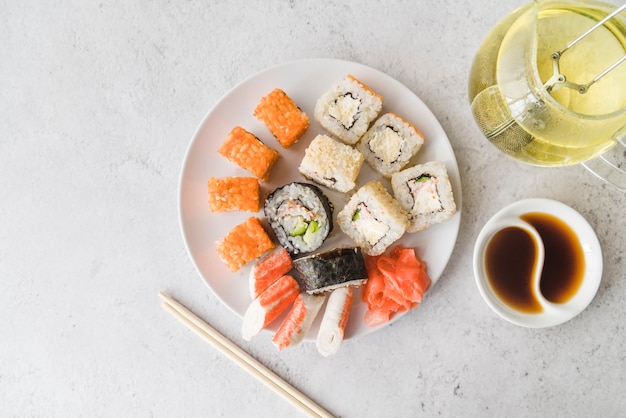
left=264, top=182, right=333, bottom=255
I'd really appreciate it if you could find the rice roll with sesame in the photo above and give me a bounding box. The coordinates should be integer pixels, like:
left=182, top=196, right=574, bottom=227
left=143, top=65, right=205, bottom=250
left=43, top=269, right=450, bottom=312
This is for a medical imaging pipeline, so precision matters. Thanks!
left=391, top=161, right=457, bottom=232
left=298, top=134, right=364, bottom=193
left=337, top=181, right=408, bottom=256
left=254, top=88, right=310, bottom=148
left=264, top=182, right=333, bottom=255
left=293, top=247, right=368, bottom=294
left=357, top=113, right=424, bottom=178
left=314, top=75, right=383, bottom=144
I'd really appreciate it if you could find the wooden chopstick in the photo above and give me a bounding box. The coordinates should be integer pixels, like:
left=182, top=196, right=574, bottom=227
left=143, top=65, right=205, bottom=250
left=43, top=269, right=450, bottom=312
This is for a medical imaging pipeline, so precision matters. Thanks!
left=158, top=291, right=334, bottom=418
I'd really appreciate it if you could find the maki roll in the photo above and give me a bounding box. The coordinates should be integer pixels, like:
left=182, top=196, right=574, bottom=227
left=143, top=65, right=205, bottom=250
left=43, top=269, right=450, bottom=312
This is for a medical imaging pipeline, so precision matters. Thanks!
left=217, top=126, right=279, bottom=182
left=293, top=247, right=368, bottom=294
left=298, top=134, right=364, bottom=193
left=356, top=113, right=424, bottom=178
left=337, top=181, right=408, bottom=256
left=264, top=182, right=333, bottom=255
left=207, top=176, right=260, bottom=212
left=391, top=161, right=457, bottom=232
left=254, top=88, right=310, bottom=148
left=314, top=75, right=383, bottom=145
left=215, top=217, right=275, bottom=272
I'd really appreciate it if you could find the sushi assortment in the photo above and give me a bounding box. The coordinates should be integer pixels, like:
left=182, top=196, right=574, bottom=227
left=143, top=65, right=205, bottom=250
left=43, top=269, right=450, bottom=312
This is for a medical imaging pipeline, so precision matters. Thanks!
left=243, top=245, right=367, bottom=354
left=205, top=76, right=458, bottom=355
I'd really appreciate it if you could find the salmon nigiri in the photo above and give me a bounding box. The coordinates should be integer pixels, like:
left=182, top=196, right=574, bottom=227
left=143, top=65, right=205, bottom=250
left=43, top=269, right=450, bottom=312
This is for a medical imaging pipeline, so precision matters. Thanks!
left=242, top=274, right=300, bottom=341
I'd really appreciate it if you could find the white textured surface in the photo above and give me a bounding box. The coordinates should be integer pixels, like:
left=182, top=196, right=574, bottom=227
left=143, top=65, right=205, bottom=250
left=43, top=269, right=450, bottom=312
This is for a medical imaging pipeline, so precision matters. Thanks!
left=2, top=1, right=626, bottom=417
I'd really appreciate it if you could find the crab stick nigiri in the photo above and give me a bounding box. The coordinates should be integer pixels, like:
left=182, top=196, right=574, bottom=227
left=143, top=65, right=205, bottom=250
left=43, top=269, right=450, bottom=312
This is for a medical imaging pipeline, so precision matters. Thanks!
left=272, top=292, right=326, bottom=350
left=249, top=247, right=293, bottom=299
left=316, top=287, right=354, bottom=357
left=242, top=275, right=300, bottom=341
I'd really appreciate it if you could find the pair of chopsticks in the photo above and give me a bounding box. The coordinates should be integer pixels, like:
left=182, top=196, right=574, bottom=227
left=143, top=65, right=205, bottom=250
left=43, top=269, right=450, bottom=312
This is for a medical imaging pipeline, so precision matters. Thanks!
left=158, top=291, right=334, bottom=418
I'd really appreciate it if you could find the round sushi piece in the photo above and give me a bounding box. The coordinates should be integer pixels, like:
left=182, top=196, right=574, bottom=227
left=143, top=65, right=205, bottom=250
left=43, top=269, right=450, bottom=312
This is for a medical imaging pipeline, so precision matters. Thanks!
left=391, top=161, right=457, bottom=232
left=314, top=75, right=383, bottom=145
left=264, top=182, right=333, bottom=255
left=293, top=247, right=367, bottom=294
left=337, top=181, right=408, bottom=256
left=356, top=113, right=424, bottom=178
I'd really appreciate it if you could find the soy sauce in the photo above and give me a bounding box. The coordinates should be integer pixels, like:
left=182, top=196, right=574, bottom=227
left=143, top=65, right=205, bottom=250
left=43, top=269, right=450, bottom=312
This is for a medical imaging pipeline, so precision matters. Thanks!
left=485, top=212, right=585, bottom=313
left=485, top=226, right=543, bottom=313
left=522, top=212, right=585, bottom=304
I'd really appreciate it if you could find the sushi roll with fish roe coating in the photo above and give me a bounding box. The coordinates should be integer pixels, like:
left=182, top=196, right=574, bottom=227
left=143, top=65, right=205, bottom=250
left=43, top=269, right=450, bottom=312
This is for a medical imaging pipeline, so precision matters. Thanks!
left=314, top=75, right=383, bottom=144
left=218, top=126, right=279, bottom=182
left=207, top=177, right=260, bottom=212
left=215, top=217, right=275, bottom=272
left=254, top=88, right=310, bottom=148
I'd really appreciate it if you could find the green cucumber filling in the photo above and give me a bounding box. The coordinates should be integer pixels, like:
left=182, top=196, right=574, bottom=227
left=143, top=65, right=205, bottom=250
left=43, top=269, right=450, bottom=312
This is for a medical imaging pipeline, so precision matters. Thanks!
left=290, top=219, right=320, bottom=243
left=290, top=220, right=309, bottom=236
left=302, top=221, right=319, bottom=244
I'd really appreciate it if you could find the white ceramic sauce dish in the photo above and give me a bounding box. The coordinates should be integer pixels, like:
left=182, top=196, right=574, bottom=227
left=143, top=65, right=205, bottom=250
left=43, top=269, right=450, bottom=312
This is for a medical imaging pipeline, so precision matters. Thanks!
left=473, top=198, right=603, bottom=328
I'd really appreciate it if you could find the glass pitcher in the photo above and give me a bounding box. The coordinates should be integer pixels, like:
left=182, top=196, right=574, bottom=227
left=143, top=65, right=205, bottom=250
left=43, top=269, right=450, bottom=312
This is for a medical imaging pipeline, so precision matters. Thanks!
left=468, top=0, right=626, bottom=191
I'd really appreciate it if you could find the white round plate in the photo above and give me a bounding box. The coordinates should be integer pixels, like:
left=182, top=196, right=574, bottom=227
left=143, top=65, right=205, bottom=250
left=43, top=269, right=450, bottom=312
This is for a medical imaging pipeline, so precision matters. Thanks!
left=473, top=198, right=603, bottom=328
left=179, top=58, right=462, bottom=340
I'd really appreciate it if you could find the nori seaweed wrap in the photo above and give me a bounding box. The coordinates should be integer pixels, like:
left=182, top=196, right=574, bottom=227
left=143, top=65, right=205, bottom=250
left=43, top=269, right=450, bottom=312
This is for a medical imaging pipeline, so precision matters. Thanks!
left=264, top=182, right=333, bottom=255
left=293, top=247, right=367, bottom=294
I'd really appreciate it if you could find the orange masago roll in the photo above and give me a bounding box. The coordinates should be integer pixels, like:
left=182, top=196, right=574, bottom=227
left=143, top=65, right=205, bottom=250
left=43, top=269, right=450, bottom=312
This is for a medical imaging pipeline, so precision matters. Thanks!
left=207, top=177, right=260, bottom=212
left=242, top=274, right=300, bottom=341
left=215, top=217, right=275, bottom=272
left=254, top=88, right=310, bottom=148
left=218, top=126, right=279, bottom=182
